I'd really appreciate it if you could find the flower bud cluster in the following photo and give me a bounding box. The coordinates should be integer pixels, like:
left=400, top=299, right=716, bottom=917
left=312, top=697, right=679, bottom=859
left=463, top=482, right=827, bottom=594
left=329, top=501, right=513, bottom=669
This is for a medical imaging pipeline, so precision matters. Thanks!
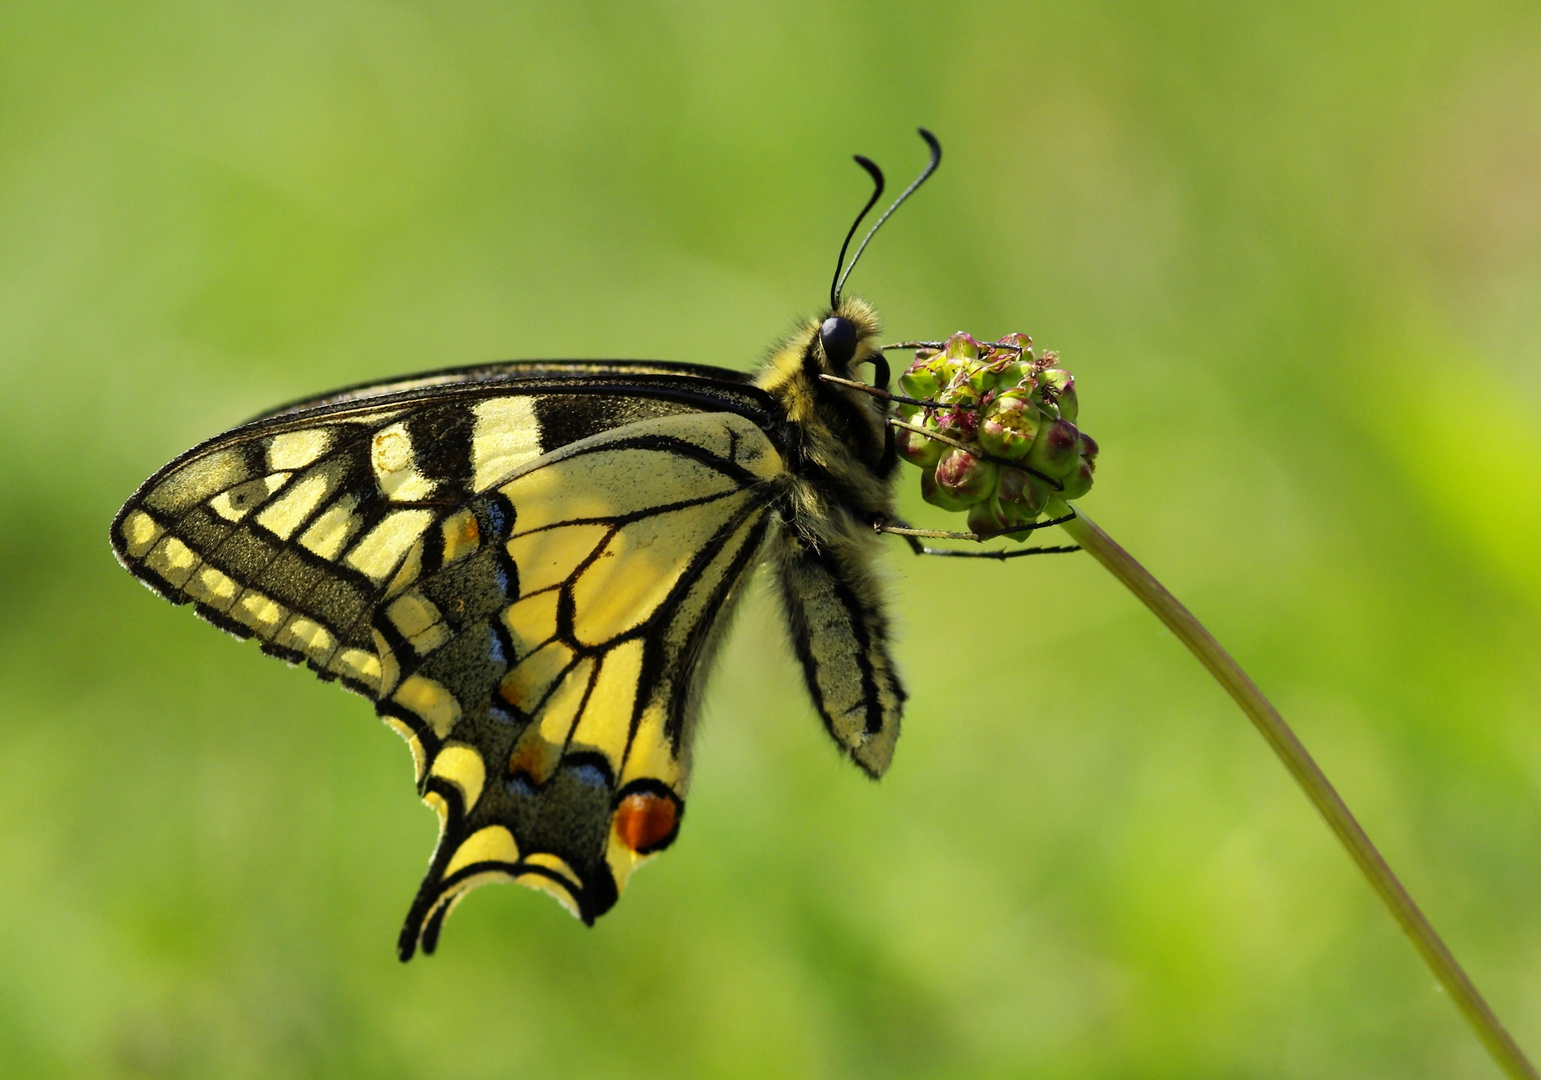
left=894, top=331, right=1097, bottom=538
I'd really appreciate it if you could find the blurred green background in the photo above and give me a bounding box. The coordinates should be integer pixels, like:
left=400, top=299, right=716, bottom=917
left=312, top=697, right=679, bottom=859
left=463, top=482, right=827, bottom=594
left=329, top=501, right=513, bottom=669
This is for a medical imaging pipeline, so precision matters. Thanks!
left=2, top=1, right=1540, bottom=1077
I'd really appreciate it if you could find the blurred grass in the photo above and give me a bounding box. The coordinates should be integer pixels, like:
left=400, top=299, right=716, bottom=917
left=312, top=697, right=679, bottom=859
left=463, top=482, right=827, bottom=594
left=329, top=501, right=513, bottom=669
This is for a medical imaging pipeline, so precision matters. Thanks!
left=2, top=1, right=1539, bottom=1076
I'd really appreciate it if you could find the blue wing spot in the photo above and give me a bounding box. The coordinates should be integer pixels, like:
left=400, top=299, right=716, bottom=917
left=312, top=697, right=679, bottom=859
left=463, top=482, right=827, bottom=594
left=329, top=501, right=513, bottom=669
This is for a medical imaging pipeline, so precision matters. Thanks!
left=485, top=623, right=507, bottom=667
left=568, top=762, right=609, bottom=791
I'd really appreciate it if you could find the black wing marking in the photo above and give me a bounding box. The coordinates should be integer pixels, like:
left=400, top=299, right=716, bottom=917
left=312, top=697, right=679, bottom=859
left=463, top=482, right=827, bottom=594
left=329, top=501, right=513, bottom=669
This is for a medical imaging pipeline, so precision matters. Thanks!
left=255, top=359, right=765, bottom=422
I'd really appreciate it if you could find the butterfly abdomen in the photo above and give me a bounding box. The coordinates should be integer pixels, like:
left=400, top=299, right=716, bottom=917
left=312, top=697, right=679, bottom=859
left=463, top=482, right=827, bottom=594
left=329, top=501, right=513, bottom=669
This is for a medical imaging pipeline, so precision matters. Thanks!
left=751, top=298, right=907, bottom=779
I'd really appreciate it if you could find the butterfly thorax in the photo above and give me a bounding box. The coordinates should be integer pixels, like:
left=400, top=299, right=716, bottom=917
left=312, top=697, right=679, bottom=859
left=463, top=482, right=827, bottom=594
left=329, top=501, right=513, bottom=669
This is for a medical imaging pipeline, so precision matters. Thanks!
left=753, top=298, right=895, bottom=553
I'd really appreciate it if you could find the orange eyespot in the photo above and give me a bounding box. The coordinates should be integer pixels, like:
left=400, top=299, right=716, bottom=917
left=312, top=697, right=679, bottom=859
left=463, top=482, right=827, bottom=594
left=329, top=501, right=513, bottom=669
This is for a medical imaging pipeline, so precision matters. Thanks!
left=452, top=512, right=479, bottom=547
left=613, top=791, right=679, bottom=853
left=507, top=737, right=556, bottom=787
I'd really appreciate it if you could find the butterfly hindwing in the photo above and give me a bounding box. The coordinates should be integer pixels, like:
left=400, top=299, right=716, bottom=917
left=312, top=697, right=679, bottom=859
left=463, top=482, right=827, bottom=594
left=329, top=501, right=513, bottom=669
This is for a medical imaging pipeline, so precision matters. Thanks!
left=378, top=412, right=785, bottom=956
left=111, top=369, right=789, bottom=954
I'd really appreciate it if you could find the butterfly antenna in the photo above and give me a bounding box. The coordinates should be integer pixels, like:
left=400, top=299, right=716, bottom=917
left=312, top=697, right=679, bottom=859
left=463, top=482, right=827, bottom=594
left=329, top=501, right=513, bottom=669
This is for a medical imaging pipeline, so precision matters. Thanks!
left=832, top=128, right=942, bottom=307
left=830, top=157, right=886, bottom=310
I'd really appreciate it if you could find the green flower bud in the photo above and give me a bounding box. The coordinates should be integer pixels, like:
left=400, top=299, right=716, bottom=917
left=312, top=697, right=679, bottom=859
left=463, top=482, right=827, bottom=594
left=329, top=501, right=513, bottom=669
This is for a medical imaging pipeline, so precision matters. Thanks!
left=1058, top=457, right=1095, bottom=500
left=902, top=328, right=1096, bottom=523
left=995, top=332, right=1034, bottom=359
left=904, top=352, right=953, bottom=397
left=943, top=331, right=981, bottom=360
left=994, top=360, right=1034, bottom=392
left=966, top=498, right=1006, bottom=536
left=1039, top=368, right=1078, bottom=422
left=932, top=447, right=997, bottom=505
left=966, top=361, right=997, bottom=395
left=1026, top=418, right=1081, bottom=478
left=895, top=418, right=944, bottom=468
left=899, top=368, right=940, bottom=401
left=976, top=395, right=1041, bottom=460
left=996, top=465, right=1050, bottom=523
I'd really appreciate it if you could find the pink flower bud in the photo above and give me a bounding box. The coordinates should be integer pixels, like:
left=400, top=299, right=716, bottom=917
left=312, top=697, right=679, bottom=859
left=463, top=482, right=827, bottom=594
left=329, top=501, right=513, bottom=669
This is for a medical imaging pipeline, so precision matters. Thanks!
left=1038, top=368, right=1078, bottom=422
left=931, top=448, right=997, bottom=506
left=1026, top=418, right=1081, bottom=478
left=921, top=465, right=976, bottom=511
left=1058, top=457, right=1096, bottom=500
left=977, top=395, right=1041, bottom=461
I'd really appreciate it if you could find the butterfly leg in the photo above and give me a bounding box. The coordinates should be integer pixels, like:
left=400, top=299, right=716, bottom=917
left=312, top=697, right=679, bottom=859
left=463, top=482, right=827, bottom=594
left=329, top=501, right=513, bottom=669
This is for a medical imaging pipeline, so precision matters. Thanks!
left=875, top=515, right=1081, bottom=559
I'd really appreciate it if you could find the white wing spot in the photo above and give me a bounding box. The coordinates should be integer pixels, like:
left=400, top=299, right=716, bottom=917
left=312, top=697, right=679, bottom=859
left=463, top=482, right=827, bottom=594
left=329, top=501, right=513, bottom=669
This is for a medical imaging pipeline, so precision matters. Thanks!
left=255, top=471, right=332, bottom=539
left=372, top=422, right=437, bottom=501
left=267, top=429, right=333, bottom=471
left=346, top=509, right=434, bottom=582
left=120, top=510, right=163, bottom=558
left=299, top=495, right=362, bottom=560
left=208, top=473, right=291, bottom=523
left=472, top=397, right=542, bottom=490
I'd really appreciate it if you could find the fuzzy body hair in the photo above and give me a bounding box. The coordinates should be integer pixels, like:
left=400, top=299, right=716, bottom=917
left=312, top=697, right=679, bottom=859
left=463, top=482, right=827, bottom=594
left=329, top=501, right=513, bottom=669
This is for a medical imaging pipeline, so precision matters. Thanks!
left=753, top=298, right=906, bottom=778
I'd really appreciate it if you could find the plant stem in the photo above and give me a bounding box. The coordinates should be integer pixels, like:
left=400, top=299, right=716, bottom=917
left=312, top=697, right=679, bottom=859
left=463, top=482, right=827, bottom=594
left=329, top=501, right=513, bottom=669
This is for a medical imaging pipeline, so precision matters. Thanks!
left=1055, top=505, right=1537, bottom=1080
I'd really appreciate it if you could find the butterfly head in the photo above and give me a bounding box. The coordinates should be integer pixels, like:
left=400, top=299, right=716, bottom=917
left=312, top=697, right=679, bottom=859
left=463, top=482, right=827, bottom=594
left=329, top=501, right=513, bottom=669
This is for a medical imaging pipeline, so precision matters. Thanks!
left=755, top=296, right=882, bottom=395
left=815, top=296, right=883, bottom=377
left=752, top=296, right=894, bottom=491
left=764, top=127, right=941, bottom=477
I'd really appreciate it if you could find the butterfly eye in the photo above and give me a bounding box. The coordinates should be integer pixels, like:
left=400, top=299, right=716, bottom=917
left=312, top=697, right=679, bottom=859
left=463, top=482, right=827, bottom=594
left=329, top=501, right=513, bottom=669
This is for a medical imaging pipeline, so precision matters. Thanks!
left=819, top=315, right=858, bottom=368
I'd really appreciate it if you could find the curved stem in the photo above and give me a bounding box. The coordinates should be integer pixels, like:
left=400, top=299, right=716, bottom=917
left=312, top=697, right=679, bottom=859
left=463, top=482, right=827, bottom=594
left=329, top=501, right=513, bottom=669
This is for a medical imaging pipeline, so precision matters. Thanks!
left=1055, top=505, right=1537, bottom=1080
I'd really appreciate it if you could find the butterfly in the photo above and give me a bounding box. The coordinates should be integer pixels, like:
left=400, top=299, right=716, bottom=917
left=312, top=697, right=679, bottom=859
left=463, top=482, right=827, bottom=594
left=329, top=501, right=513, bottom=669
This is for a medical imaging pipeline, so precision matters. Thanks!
left=111, top=130, right=1075, bottom=959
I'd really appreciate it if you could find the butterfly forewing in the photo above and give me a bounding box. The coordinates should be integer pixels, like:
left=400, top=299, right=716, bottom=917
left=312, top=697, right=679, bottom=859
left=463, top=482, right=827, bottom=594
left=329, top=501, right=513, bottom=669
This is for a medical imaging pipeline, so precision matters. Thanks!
left=111, top=366, right=788, bottom=955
